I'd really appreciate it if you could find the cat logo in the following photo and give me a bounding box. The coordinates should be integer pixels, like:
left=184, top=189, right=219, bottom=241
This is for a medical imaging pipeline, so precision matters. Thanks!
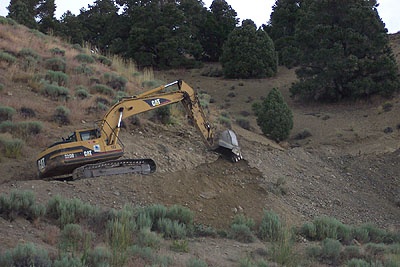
left=151, top=99, right=161, bottom=107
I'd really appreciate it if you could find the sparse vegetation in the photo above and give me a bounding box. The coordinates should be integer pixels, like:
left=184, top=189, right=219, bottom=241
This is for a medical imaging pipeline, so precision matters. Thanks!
left=49, top=47, right=65, bottom=56
left=91, top=84, right=115, bottom=97
left=75, top=53, right=95, bottom=64
left=45, top=70, right=69, bottom=86
left=0, top=191, right=398, bottom=266
left=0, top=105, right=16, bottom=121
left=75, top=86, right=91, bottom=99
left=44, top=57, right=66, bottom=72
left=0, top=242, right=51, bottom=267
left=103, top=72, right=127, bottom=91
left=74, top=64, right=94, bottom=75
left=40, top=83, right=70, bottom=100
left=52, top=106, right=70, bottom=125
left=258, top=210, right=283, bottom=242
left=0, top=136, right=24, bottom=158
left=0, top=50, right=17, bottom=64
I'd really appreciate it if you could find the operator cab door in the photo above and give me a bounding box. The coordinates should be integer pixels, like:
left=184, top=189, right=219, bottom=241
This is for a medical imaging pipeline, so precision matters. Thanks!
left=78, top=129, right=103, bottom=156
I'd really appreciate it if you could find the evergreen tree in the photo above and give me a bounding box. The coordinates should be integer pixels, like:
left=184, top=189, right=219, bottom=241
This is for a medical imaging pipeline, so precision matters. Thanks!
left=125, top=0, right=203, bottom=69
left=253, top=88, right=293, bottom=142
left=291, top=0, right=400, bottom=102
left=37, top=0, right=57, bottom=33
left=266, top=0, right=303, bottom=67
left=220, top=20, right=277, bottom=79
left=78, top=0, right=120, bottom=51
left=57, top=11, right=86, bottom=44
left=7, top=0, right=38, bottom=28
left=199, top=0, right=238, bottom=61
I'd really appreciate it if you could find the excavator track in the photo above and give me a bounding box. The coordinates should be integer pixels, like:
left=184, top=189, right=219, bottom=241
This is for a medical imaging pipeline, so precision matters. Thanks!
left=71, top=158, right=156, bottom=180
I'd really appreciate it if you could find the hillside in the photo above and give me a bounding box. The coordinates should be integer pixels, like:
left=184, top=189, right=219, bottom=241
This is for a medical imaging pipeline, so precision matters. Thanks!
left=0, top=20, right=399, bottom=266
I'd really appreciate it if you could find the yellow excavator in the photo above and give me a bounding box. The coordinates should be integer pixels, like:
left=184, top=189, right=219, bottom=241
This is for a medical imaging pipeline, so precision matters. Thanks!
left=36, top=80, right=242, bottom=180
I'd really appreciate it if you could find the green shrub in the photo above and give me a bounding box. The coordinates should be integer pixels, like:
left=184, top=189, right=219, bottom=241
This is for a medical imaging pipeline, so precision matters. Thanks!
left=44, top=57, right=66, bottom=72
left=0, top=190, right=45, bottom=221
left=103, top=72, right=127, bottom=91
left=167, top=205, right=194, bottom=226
left=49, top=47, right=65, bottom=56
left=359, top=224, right=389, bottom=243
left=253, top=88, right=293, bottom=142
left=0, top=105, right=16, bottom=121
left=136, top=211, right=153, bottom=230
left=0, top=121, right=14, bottom=132
left=170, top=239, right=189, bottom=253
left=231, top=214, right=255, bottom=229
left=40, top=83, right=70, bottom=100
left=0, top=51, right=17, bottom=64
left=270, top=227, right=296, bottom=266
left=0, top=121, right=42, bottom=139
left=128, top=245, right=155, bottom=263
left=15, top=121, right=43, bottom=138
left=91, top=84, right=115, bottom=97
left=21, top=55, right=39, bottom=71
left=53, top=255, right=85, bottom=267
left=193, top=224, right=218, bottom=237
left=312, top=216, right=352, bottom=243
left=46, top=195, right=98, bottom=228
left=320, top=238, right=342, bottom=264
left=0, top=137, right=24, bottom=158
left=347, top=258, right=373, bottom=267
left=258, top=210, right=282, bottom=241
left=59, top=224, right=84, bottom=254
left=0, top=243, right=51, bottom=267
left=75, top=53, right=95, bottom=63
left=107, top=216, right=135, bottom=267
left=53, top=106, right=70, bottom=125
left=157, top=217, right=187, bottom=239
left=0, top=83, right=3, bottom=91
left=86, top=246, right=112, bottom=267
left=300, top=222, right=317, bottom=240
left=96, top=55, right=113, bottom=66
left=342, top=245, right=363, bottom=261
left=19, top=48, right=40, bottom=60
left=75, top=64, right=94, bottom=75
left=45, top=70, right=69, bottom=86
left=72, top=43, right=84, bottom=52
left=136, top=228, right=162, bottom=249
left=75, top=86, right=90, bottom=99
left=115, top=91, right=128, bottom=102
left=187, top=258, right=208, bottom=267
left=229, top=223, right=255, bottom=243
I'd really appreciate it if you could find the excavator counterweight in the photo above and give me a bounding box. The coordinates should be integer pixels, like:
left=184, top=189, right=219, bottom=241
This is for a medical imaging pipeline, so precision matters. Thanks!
left=36, top=80, right=242, bottom=179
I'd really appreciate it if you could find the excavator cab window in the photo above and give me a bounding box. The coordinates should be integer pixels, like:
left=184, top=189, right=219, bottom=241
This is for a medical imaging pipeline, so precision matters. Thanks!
left=80, top=130, right=98, bottom=141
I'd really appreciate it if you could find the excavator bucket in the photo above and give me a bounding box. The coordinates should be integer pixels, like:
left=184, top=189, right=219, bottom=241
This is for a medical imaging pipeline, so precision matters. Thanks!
left=216, top=130, right=243, bottom=162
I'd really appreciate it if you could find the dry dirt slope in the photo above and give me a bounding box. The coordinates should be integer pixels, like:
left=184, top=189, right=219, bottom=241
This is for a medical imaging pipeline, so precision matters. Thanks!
left=0, top=22, right=399, bottom=265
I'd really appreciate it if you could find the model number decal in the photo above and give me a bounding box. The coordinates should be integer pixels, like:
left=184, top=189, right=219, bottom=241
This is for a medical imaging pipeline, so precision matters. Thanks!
left=84, top=150, right=92, bottom=157
left=64, top=153, right=75, bottom=159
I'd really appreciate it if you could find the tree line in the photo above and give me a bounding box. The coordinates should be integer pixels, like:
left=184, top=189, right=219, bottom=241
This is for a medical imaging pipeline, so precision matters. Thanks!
left=6, top=0, right=400, bottom=102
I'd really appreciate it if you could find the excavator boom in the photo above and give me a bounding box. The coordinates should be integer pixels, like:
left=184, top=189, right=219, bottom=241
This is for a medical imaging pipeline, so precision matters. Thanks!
left=36, top=80, right=242, bottom=179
